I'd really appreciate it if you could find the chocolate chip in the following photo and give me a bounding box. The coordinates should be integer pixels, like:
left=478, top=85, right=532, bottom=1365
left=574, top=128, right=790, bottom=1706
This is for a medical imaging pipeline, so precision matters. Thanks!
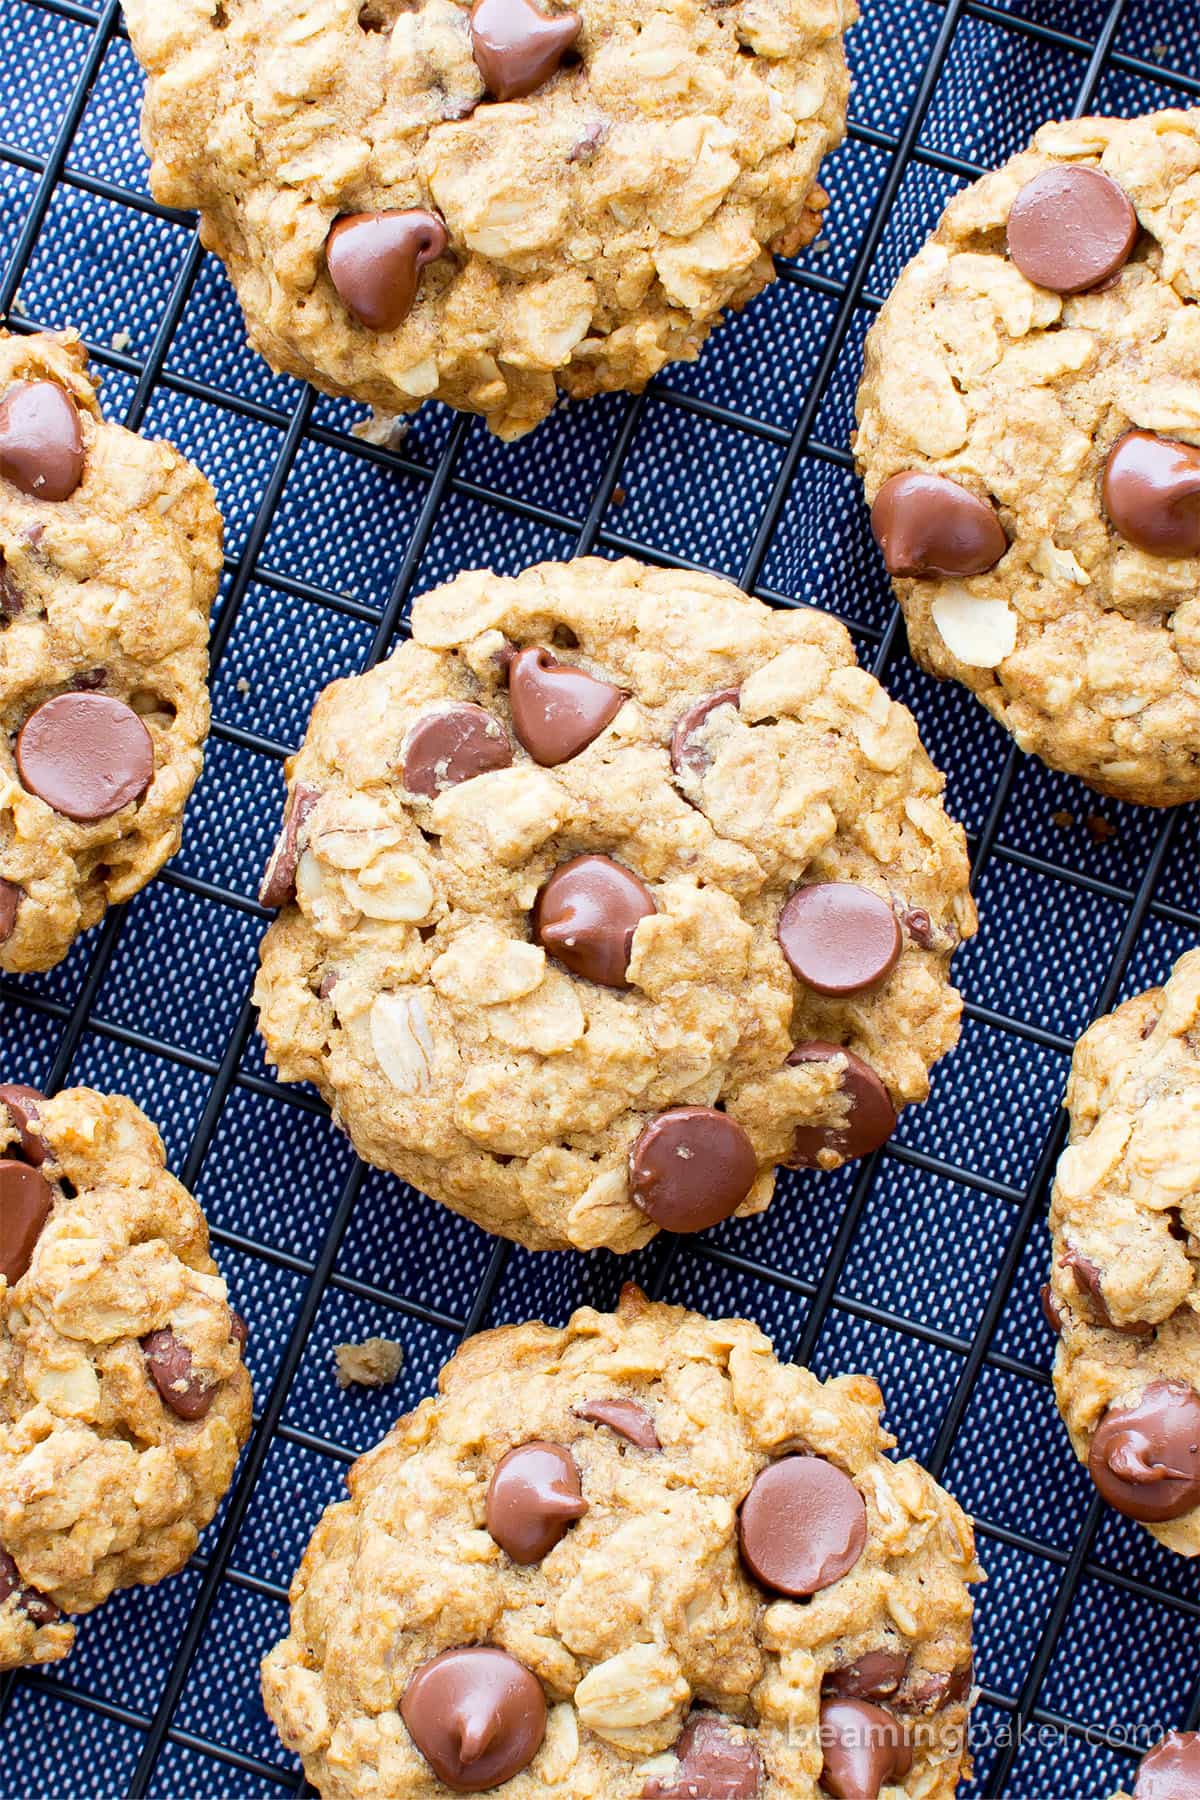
left=818, top=1700, right=912, bottom=1800
left=785, top=1042, right=897, bottom=1169
left=870, top=472, right=1007, bottom=578
left=0, top=1547, right=59, bottom=1627
left=0, top=382, right=84, bottom=503
left=739, top=1456, right=867, bottom=1597
left=141, top=1328, right=217, bottom=1421
left=0, top=551, right=22, bottom=621
left=1006, top=165, right=1138, bottom=294
left=0, top=881, right=20, bottom=945
left=895, top=1657, right=973, bottom=1713
left=1088, top=1380, right=1200, bottom=1522
left=822, top=1651, right=910, bottom=1702
left=532, top=854, right=655, bottom=988
left=326, top=210, right=448, bottom=331
left=778, top=884, right=902, bottom=996
left=259, top=784, right=320, bottom=909
left=568, top=121, right=608, bottom=163
left=1060, top=1247, right=1152, bottom=1336
left=1102, top=431, right=1200, bottom=558
left=629, top=1107, right=757, bottom=1234
left=0, top=1085, right=47, bottom=1165
left=229, top=1309, right=248, bottom=1352
left=16, top=693, right=153, bottom=822
left=1040, top=1283, right=1063, bottom=1337
left=670, top=687, right=741, bottom=779
left=402, top=704, right=512, bottom=798
left=506, top=646, right=626, bottom=765
left=1134, top=1731, right=1200, bottom=1800
left=643, top=1713, right=762, bottom=1799
left=575, top=1398, right=660, bottom=1449
left=400, top=1646, right=546, bottom=1789
left=901, top=907, right=934, bottom=949
left=0, top=1159, right=53, bottom=1282
left=485, top=1441, right=586, bottom=1563
left=470, top=0, right=581, bottom=101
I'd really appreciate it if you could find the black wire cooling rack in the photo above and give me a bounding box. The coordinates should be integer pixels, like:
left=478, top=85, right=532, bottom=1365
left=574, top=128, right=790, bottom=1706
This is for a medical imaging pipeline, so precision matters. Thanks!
left=4, top=0, right=1200, bottom=1795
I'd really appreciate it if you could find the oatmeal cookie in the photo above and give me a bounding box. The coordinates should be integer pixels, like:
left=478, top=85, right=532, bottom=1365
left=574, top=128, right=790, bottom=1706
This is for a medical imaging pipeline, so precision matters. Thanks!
left=124, top=0, right=854, bottom=441
left=1046, top=950, right=1200, bottom=1556
left=253, top=557, right=975, bottom=1254
left=0, top=330, right=221, bottom=971
left=855, top=110, right=1200, bottom=806
left=0, top=1083, right=252, bottom=1668
left=262, top=1286, right=980, bottom=1799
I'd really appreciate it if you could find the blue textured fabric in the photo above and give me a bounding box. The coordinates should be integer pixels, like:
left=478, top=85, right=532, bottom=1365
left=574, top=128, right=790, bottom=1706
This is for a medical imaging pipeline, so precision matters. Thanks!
left=1, top=1, right=1199, bottom=1796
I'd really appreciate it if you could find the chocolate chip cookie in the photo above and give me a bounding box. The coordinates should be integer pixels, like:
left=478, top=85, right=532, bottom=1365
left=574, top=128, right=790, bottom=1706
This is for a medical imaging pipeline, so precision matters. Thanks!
left=855, top=110, right=1200, bottom=807
left=253, top=557, right=975, bottom=1253
left=1046, top=950, right=1200, bottom=1555
left=0, top=1083, right=252, bottom=1669
left=261, top=1286, right=980, bottom=1798
left=0, top=330, right=221, bottom=971
left=124, top=0, right=855, bottom=441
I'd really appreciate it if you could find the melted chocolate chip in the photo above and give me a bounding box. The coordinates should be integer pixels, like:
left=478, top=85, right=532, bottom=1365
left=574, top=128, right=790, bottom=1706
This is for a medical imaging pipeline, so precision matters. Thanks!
left=16, top=693, right=153, bottom=822
left=629, top=1108, right=757, bottom=1234
left=0, top=552, right=22, bottom=621
left=469, top=0, right=581, bottom=101
left=0, top=1547, right=59, bottom=1627
left=0, top=881, right=19, bottom=945
left=0, top=1159, right=52, bottom=1283
left=400, top=1646, right=546, bottom=1790
left=785, top=1043, right=897, bottom=1168
left=778, top=884, right=902, bottom=996
left=901, top=907, right=935, bottom=949
left=895, top=1658, right=973, bottom=1713
left=575, top=1398, right=660, bottom=1449
left=670, top=687, right=741, bottom=779
left=0, top=1084, right=47, bottom=1165
left=532, top=854, right=655, bottom=988
left=259, top=784, right=320, bottom=909
left=141, top=1329, right=217, bottom=1421
left=822, top=1651, right=910, bottom=1702
left=506, top=645, right=627, bottom=765
left=819, top=1700, right=912, bottom=1800
left=485, top=1441, right=587, bottom=1563
left=739, top=1456, right=867, bottom=1597
left=1006, top=165, right=1138, bottom=294
left=0, top=382, right=84, bottom=503
left=1088, top=1380, right=1200, bottom=1522
left=870, top=472, right=1007, bottom=578
left=1134, top=1731, right=1200, bottom=1800
left=643, top=1713, right=762, bottom=1799
left=326, top=210, right=448, bottom=331
left=1060, top=1247, right=1151, bottom=1335
left=229, top=1310, right=249, bottom=1352
left=402, top=704, right=512, bottom=797
left=1103, top=431, right=1200, bottom=558
left=1040, top=1283, right=1063, bottom=1337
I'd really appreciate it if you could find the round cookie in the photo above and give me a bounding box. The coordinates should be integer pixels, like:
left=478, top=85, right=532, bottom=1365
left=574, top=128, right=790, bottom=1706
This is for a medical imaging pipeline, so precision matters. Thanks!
left=0, top=330, right=221, bottom=972
left=855, top=110, right=1200, bottom=807
left=252, top=557, right=976, bottom=1253
left=261, top=1286, right=980, bottom=1798
left=0, top=1083, right=252, bottom=1669
left=124, top=0, right=855, bottom=442
left=1046, top=950, right=1200, bottom=1556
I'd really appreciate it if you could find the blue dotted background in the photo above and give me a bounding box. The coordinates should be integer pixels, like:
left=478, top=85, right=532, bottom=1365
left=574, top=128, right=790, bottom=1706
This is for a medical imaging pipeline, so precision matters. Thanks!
left=1, top=1, right=1199, bottom=1795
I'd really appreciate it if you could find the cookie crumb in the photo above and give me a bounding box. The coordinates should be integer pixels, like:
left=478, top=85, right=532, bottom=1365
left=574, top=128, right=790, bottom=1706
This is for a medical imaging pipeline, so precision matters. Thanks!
left=611, top=483, right=627, bottom=507
left=1051, top=809, right=1074, bottom=830
left=354, top=412, right=410, bottom=452
left=1151, top=41, right=1169, bottom=60
left=334, top=1336, right=404, bottom=1390
left=111, top=330, right=132, bottom=353
left=235, top=676, right=250, bottom=696
left=812, top=236, right=831, bottom=256
left=1085, top=812, right=1117, bottom=843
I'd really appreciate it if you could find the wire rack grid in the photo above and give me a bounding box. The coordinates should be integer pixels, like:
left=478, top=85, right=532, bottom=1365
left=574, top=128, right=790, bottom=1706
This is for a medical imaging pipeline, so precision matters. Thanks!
left=2, top=0, right=1200, bottom=1794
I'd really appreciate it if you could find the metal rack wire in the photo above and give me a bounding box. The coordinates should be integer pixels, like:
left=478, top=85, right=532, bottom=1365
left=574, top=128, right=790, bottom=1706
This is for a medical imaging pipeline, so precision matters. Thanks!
left=2, top=0, right=1200, bottom=1793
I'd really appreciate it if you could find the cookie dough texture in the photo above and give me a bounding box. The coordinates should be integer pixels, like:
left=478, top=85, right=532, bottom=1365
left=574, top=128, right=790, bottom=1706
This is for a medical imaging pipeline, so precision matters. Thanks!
left=253, top=557, right=976, bottom=1253
left=1049, top=950, right=1200, bottom=1555
left=124, top=0, right=855, bottom=441
left=0, top=1087, right=252, bottom=1668
left=0, top=331, right=221, bottom=971
left=855, top=111, right=1200, bottom=806
left=261, top=1288, right=980, bottom=1798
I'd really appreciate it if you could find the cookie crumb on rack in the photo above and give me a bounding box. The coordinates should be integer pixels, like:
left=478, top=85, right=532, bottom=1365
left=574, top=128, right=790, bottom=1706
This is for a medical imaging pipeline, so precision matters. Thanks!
left=1085, top=813, right=1117, bottom=844
left=334, top=1336, right=404, bottom=1391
